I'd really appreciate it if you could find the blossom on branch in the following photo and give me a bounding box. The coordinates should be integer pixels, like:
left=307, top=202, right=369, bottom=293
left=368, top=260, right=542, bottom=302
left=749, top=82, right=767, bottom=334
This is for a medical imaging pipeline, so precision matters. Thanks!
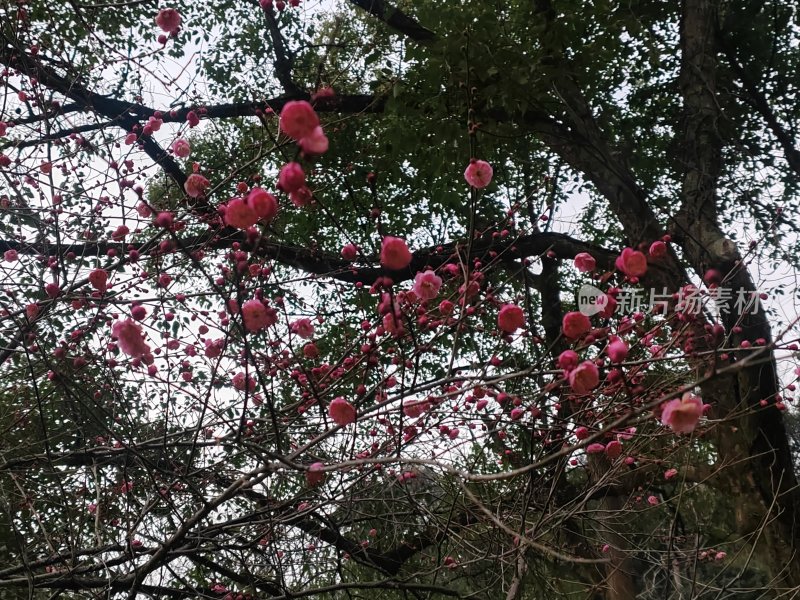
left=111, top=319, right=150, bottom=358
left=661, top=392, right=705, bottom=434
left=464, top=159, right=493, bottom=188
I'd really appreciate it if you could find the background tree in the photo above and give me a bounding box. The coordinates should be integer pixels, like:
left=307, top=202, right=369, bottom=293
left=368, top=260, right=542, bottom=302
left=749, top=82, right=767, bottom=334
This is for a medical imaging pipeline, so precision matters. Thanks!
left=1, top=0, right=800, bottom=598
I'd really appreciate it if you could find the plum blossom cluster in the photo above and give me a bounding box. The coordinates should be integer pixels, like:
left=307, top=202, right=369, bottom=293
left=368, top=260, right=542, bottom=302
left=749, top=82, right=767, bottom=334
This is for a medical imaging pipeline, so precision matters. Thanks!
left=154, top=8, right=182, bottom=45
left=240, top=298, right=279, bottom=333
left=175, top=100, right=330, bottom=232
left=557, top=336, right=600, bottom=396
left=276, top=100, right=329, bottom=206
left=222, top=188, right=278, bottom=230
left=279, top=100, right=329, bottom=155
left=558, top=242, right=716, bottom=442
left=90, top=50, right=717, bottom=509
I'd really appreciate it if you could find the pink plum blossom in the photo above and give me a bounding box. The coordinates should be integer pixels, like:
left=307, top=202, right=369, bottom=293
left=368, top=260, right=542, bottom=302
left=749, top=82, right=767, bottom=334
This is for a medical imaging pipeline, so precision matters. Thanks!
left=464, top=159, right=493, bottom=188
left=704, top=269, right=722, bottom=286
left=299, top=126, right=329, bottom=155
left=247, top=187, right=278, bottom=223
left=232, top=372, right=256, bottom=392
left=171, top=138, right=191, bottom=158
left=155, top=8, right=181, bottom=34
left=312, top=86, right=335, bottom=101
left=205, top=339, right=224, bottom=358
left=649, top=240, right=667, bottom=258
left=290, top=318, right=315, bottom=339
left=280, top=101, right=320, bottom=141
left=661, top=392, right=705, bottom=434
left=569, top=361, right=599, bottom=394
left=112, top=319, right=150, bottom=358
left=498, top=303, right=525, bottom=333
left=136, top=202, right=152, bottom=218
left=558, top=350, right=579, bottom=371
left=616, top=247, right=647, bottom=278
left=289, top=186, right=313, bottom=207
left=88, top=269, right=108, bottom=293
left=382, top=312, right=405, bottom=336
left=606, top=337, right=629, bottom=363
left=146, top=116, right=162, bottom=133
left=605, top=440, right=622, bottom=459
left=573, top=252, right=596, bottom=272
left=412, top=270, right=442, bottom=301
left=278, top=162, right=305, bottom=193
left=112, top=225, right=129, bottom=240
left=380, top=236, right=412, bottom=270
left=598, top=293, right=617, bottom=318
left=154, top=211, right=174, bottom=229
left=586, top=443, right=606, bottom=454
left=224, top=198, right=257, bottom=229
left=306, top=462, right=325, bottom=486
left=26, top=303, right=39, bottom=320
left=241, top=299, right=275, bottom=332
left=562, top=311, right=591, bottom=339
left=329, top=397, right=356, bottom=425
left=184, top=173, right=210, bottom=198
left=403, top=399, right=428, bottom=418
left=439, top=299, right=454, bottom=315
left=341, top=244, right=358, bottom=261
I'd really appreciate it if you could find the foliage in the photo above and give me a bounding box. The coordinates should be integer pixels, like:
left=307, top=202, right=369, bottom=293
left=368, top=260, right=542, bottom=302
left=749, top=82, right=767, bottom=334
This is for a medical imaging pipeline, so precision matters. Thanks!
left=1, top=0, right=800, bottom=599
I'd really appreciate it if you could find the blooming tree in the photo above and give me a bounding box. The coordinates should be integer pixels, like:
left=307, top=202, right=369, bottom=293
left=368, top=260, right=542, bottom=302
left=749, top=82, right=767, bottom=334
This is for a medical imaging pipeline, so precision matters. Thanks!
left=1, top=0, right=800, bottom=599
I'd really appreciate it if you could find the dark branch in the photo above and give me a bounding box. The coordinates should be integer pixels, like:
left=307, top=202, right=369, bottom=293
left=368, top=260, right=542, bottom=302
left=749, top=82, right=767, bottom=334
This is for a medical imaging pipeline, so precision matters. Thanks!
left=718, top=31, right=800, bottom=179
left=348, top=0, right=436, bottom=42
left=2, top=95, right=385, bottom=149
left=261, top=4, right=305, bottom=96
left=0, top=38, right=187, bottom=188
left=0, top=229, right=620, bottom=286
